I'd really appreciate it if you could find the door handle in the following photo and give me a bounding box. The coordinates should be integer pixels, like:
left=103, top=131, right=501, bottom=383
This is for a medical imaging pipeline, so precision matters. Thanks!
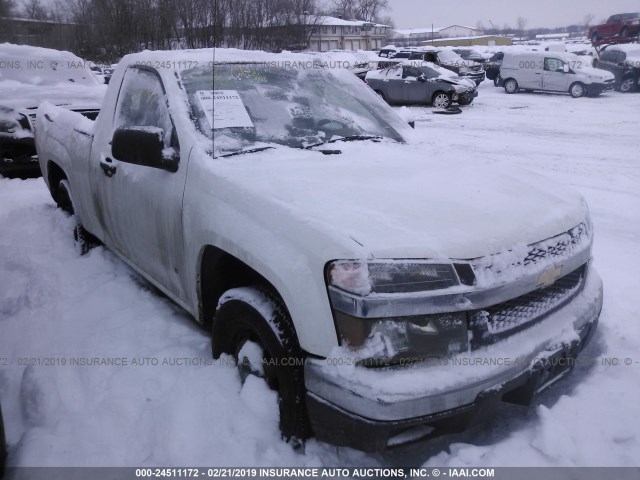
left=100, top=160, right=117, bottom=177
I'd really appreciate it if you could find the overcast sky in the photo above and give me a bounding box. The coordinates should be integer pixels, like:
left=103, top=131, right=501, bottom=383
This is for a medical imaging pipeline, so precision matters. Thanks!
left=386, top=0, right=640, bottom=29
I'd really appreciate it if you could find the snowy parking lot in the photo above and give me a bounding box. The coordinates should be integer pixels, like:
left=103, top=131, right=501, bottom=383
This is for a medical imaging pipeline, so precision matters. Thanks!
left=1, top=80, right=639, bottom=468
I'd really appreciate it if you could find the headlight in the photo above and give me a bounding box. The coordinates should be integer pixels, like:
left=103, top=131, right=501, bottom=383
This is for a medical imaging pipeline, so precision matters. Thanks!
left=328, top=260, right=460, bottom=295
left=334, top=310, right=468, bottom=366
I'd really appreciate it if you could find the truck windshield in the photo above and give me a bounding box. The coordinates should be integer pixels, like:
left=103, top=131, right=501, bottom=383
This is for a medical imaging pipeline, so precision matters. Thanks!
left=182, top=63, right=409, bottom=157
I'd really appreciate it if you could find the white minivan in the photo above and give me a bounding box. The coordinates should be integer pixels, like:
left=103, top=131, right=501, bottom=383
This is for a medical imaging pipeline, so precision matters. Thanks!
left=499, top=51, right=615, bottom=97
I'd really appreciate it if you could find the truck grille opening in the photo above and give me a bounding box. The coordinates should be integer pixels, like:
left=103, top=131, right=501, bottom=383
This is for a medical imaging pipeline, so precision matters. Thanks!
left=470, top=264, right=587, bottom=347
left=523, top=223, right=587, bottom=266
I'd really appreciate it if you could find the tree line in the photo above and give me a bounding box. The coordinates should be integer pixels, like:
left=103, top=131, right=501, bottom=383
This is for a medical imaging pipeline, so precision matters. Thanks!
left=1, top=0, right=391, bottom=61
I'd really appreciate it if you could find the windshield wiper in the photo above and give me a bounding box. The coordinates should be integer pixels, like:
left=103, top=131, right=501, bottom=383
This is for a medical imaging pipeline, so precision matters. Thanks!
left=216, top=146, right=275, bottom=158
left=305, top=135, right=382, bottom=149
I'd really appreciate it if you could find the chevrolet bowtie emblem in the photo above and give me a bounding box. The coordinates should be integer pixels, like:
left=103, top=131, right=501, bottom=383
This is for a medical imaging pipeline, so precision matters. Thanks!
left=537, top=265, right=563, bottom=287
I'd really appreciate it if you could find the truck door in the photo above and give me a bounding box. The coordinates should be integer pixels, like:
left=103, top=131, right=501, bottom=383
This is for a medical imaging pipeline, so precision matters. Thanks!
left=89, top=66, right=189, bottom=300
left=542, top=57, right=571, bottom=92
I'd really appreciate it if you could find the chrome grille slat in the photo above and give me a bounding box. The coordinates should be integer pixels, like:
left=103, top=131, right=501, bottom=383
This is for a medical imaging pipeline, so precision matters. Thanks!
left=470, top=265, right=586, bottom=346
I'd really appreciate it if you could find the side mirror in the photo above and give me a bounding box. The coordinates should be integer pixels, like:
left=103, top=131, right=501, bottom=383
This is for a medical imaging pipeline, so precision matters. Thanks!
left=562, top=64, right=570, bottom=73
left=112, top=127, right=179, bottom=172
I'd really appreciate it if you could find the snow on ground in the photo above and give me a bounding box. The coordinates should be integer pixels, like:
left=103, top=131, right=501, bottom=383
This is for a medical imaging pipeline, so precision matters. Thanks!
left=1, top=80, right=640, bottom=468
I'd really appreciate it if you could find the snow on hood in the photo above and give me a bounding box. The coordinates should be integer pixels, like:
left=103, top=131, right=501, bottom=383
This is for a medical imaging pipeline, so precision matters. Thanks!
left=208, top=141, right=587, bottom=260
left=0, top=82, right=106, bottom=110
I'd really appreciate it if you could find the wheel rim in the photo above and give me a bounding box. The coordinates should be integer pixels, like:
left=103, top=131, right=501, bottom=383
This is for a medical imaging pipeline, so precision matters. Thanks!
left=620, top=79, right=634, bottom=92
left=505, top=80, right=516, bottom=93
left=572, top=84, right=584, bottom=97
left=433, top=94, right=449, bottom=108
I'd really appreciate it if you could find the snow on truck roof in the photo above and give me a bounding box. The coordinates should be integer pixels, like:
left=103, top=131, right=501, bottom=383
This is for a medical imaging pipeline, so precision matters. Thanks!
left=120, top=48, right=321, bottom=67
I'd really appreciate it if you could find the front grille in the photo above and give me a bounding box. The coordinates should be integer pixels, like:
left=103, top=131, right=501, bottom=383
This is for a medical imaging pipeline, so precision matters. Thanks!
left=470, top=223, right=591, bottom=286
left=523, top=223, right=587, bottom=266
left=469, top=264, right=587, bottom=348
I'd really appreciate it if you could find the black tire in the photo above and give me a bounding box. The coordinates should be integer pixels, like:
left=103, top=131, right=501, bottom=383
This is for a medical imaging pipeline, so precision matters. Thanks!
left=619, top=77, right=636, bottom=93
left=504, top=78, right=518, bottom=94
left=374, top=90, right=386, bottom=101
left=55, top=178, right=99, bottom=255
left=212, top=287, right=310, bottom=446
left=431, top=91, right=451, bottom=108
left=55, top=178, right=74, bottom=215
left=569, top=82, right=586, bottom=98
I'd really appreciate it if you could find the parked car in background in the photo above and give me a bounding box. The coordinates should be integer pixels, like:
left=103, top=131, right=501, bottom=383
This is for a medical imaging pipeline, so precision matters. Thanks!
left=500, top=52, right=615, bottom=97
left=366, top=63, right=478, bottom=107
left=589, top=13, right=640, bottom=44
left=102, top=66, right=116, bottom=84
left=353, top=59, right=402, bottom=81
left=378, top=46, right=398, bottom=58
left=89, top=62, right=106, bottom=84
left=594, top=44, right=640, bottom=92
left=452, top=48, right=488, bottom=64
left=0, top=43, right=105, bottom=178
left=406, top=48, right=485, bottom=85
left=485, top=51, right=504, bottom=86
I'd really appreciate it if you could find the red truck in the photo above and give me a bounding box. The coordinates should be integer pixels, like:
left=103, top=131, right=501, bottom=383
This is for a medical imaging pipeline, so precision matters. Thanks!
left=589, top=13, right=640, bottom=44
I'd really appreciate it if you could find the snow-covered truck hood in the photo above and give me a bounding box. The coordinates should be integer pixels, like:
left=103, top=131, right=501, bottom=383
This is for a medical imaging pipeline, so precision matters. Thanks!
left=210, top=141, right=588, bottom=260
left=0, top=82, right=106, bottom=111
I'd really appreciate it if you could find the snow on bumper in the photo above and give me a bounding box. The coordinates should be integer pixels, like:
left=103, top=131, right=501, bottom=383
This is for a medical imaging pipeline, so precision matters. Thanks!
left=305, top=267, right=602, bottom=424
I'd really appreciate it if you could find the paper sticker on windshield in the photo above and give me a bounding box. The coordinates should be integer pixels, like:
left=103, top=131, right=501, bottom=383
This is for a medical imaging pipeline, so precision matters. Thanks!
left=206, top=90, right=254, bottom=129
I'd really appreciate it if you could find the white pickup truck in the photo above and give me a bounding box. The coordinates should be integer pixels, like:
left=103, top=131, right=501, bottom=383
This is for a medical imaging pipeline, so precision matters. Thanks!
left=35, top=48, right=603, bottom=452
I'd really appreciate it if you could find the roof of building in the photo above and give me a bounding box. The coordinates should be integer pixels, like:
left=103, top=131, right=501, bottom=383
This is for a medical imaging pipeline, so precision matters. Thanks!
left=394, top=25, right=483, bottom=37
left=315, top=16, right=389, bottom=28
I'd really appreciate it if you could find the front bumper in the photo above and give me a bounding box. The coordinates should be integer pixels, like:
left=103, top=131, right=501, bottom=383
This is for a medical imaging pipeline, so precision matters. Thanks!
left=587, top=81, right=615, bottom=95
left=305, top=267, right=603, bottom=451
left=457, top=90, right=478, bottom=103
left=0, top=136, right=40, bottom=176
left=460, top=71, right=485, bottom=84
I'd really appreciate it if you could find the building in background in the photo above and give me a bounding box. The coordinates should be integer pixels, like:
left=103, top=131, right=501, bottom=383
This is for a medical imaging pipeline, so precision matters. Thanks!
left=307, top=16, right=391, bottom=51
left=392, top=24, right=484, bottom=46
left=422, top=35, right=512, bottom=47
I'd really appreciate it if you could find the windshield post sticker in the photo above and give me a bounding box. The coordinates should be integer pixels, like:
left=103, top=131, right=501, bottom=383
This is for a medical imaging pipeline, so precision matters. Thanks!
left=208, top=90, right=254, bottom=129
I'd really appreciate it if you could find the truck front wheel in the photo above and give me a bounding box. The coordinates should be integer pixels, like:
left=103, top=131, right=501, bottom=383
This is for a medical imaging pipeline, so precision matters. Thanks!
left=212, top=287, right=310, bottom=447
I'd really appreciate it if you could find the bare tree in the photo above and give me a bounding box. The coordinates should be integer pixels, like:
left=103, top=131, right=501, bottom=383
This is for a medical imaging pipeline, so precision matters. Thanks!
left=355, top=0, right=387, bottom=22
left=516, top=16, right=527, bottom=40
left=21, top=0, right=49, bottom=19
left=583, top=13, right=594, bottom=28
left=330, top=0, right=354, bottom=19
left=0, top=0, right=15, bottom=16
